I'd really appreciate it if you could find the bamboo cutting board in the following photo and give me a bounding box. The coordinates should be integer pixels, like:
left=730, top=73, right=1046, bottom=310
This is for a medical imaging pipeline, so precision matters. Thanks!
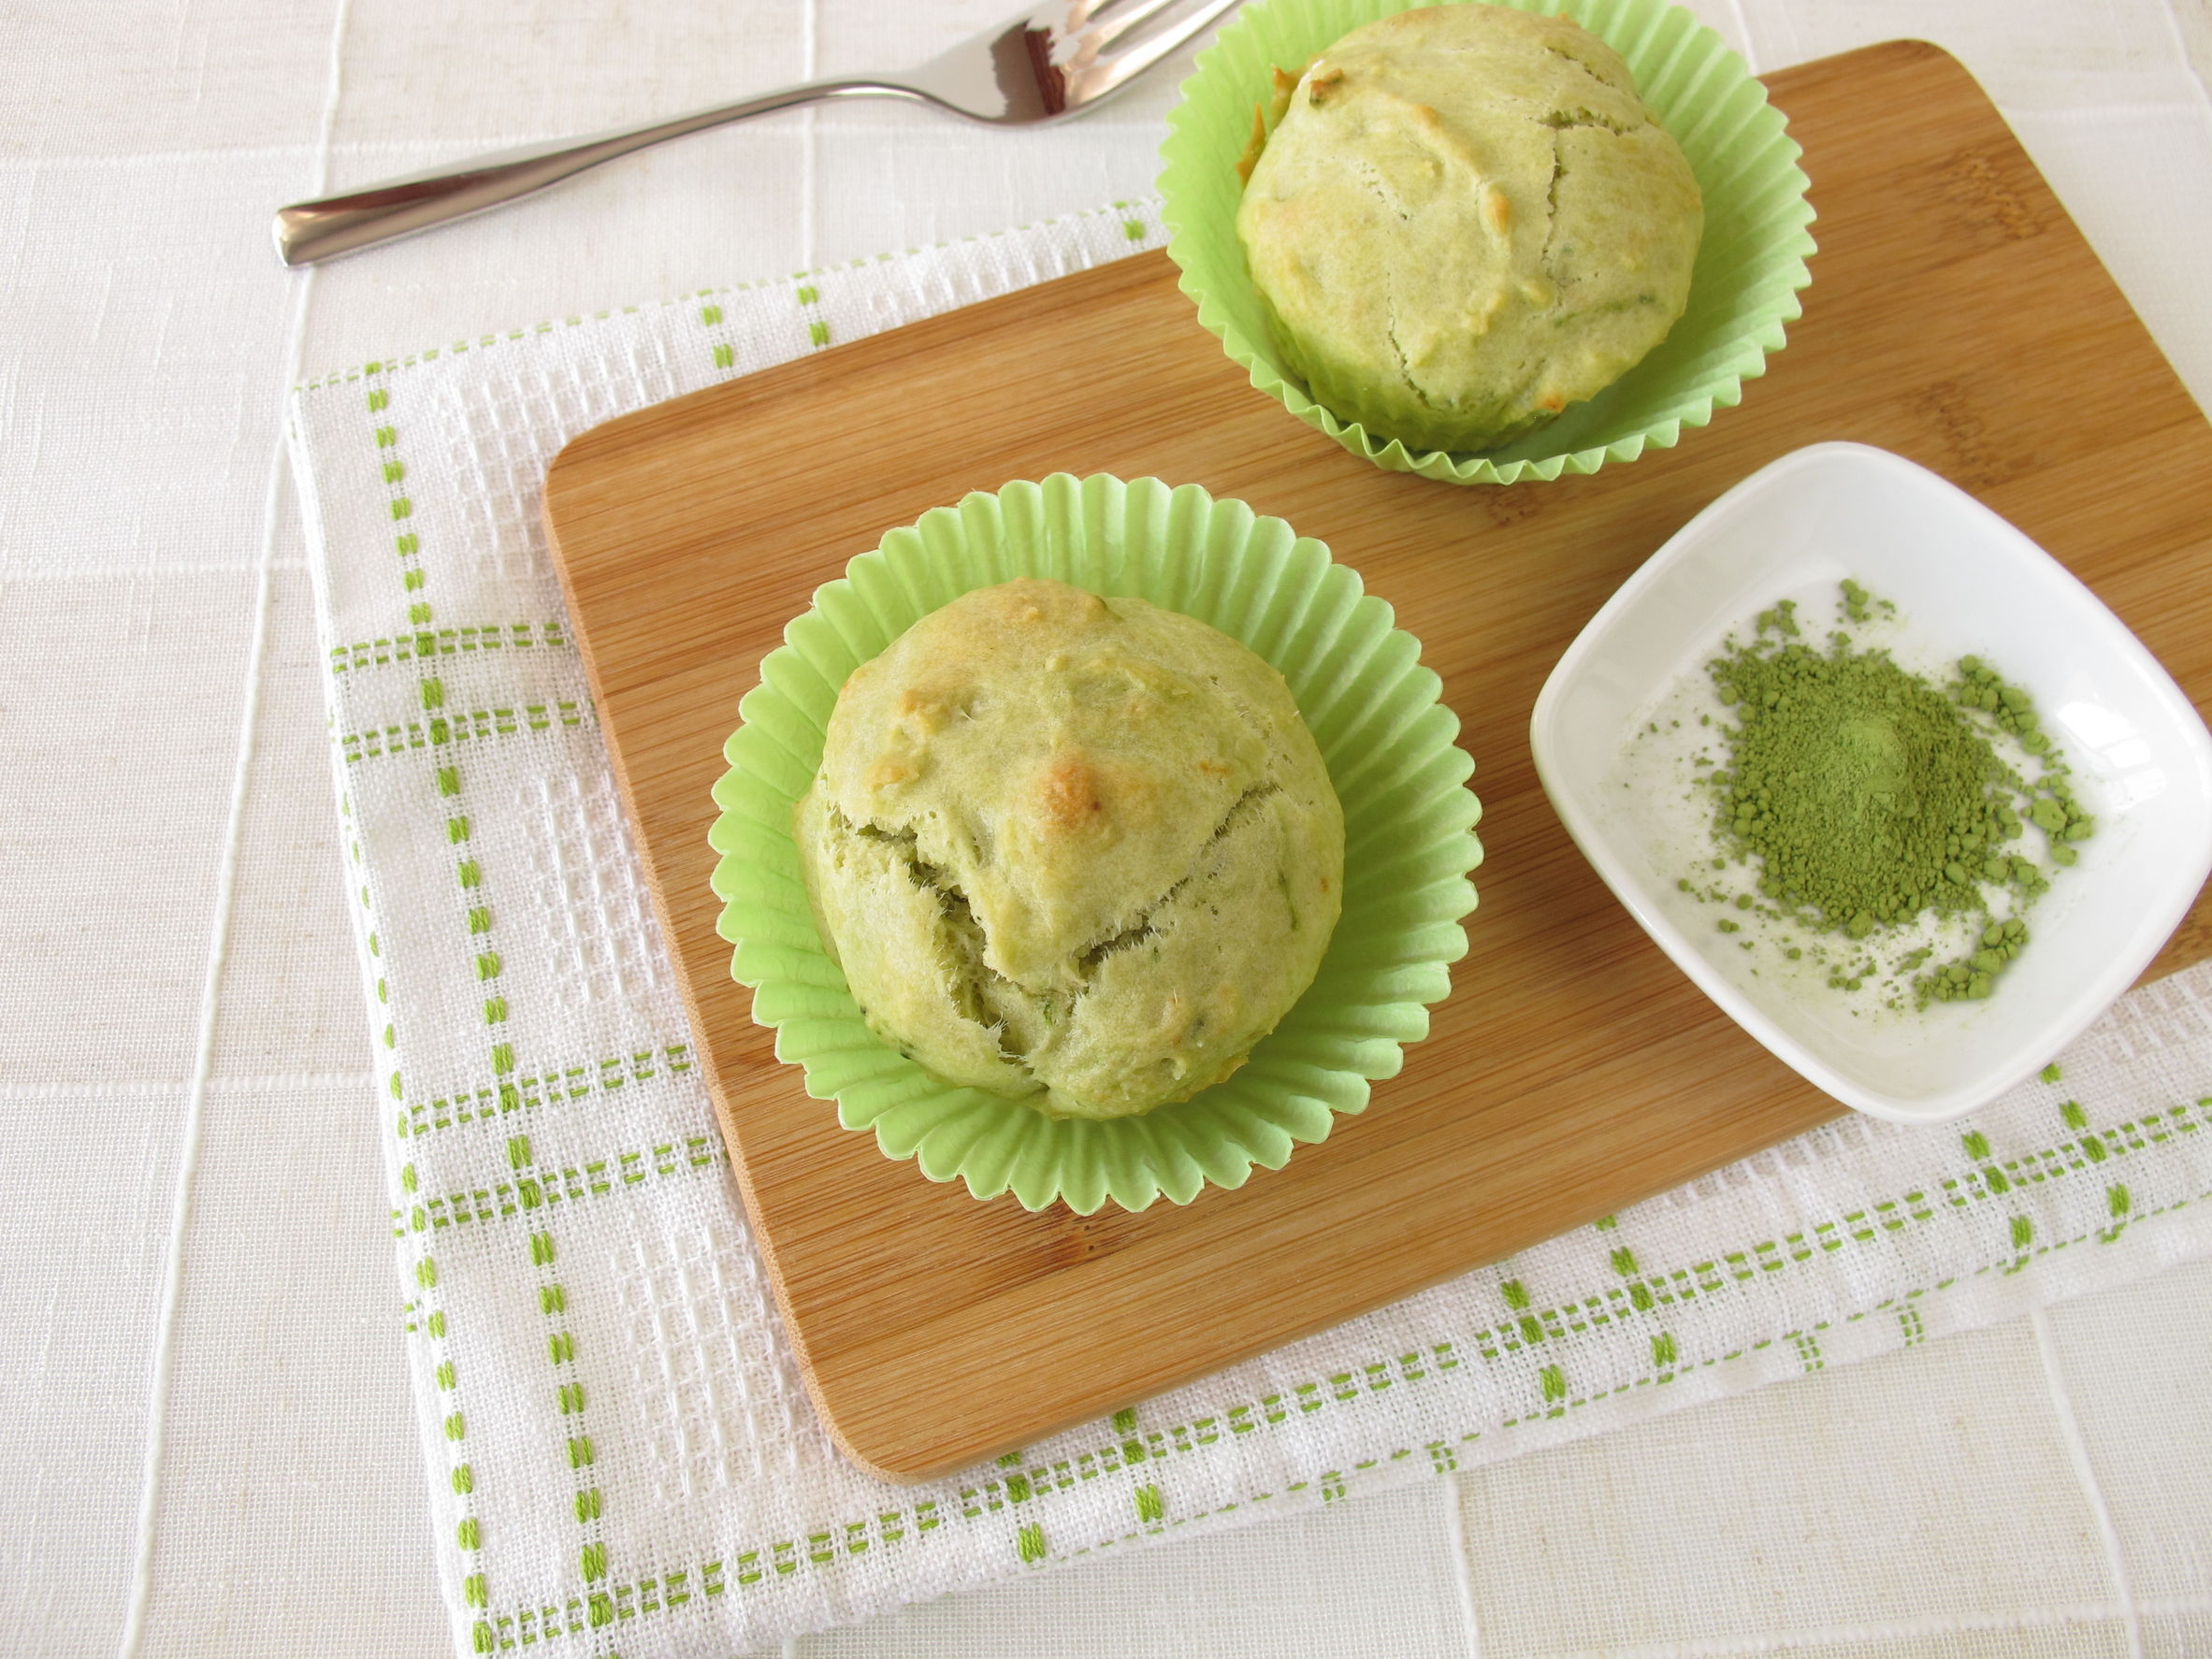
left=543, top=39, right=2212, bottom=1480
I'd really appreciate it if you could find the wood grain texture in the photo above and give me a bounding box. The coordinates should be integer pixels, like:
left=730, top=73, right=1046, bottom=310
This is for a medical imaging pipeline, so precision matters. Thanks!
left=542, top=39, right=2212, bottom=1480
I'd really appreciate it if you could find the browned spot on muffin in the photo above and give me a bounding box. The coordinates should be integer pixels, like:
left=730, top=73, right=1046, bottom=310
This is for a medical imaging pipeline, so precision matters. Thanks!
left=1036, top=753, right=1106, bottom=831
left=864, top=753, right=918, bottom=791
left=1308, top=65, right=1345, bottom=105
left=1482, top=184, right=1511, bottom=235
left=896, top=685, right=956, bottom=734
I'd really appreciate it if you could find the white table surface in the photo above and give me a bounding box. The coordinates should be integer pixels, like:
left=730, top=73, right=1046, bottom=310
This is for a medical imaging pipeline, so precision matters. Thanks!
left=6, top=2, right=2212, bottom=1655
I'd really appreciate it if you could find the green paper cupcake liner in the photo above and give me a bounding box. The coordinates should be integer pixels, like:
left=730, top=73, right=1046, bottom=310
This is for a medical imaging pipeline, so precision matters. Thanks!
left=1158, top=0, right=1817, bottom=485
left=710, top=473, right=1482, bottom=1214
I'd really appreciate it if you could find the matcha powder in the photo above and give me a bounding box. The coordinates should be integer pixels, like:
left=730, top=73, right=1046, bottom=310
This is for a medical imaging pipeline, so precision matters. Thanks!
left=1675, top=584, right=2093, bottom=1007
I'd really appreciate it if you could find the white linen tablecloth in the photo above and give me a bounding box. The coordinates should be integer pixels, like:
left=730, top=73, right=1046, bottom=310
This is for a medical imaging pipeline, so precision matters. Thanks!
left=5, top=2, right=2212, bottom=1655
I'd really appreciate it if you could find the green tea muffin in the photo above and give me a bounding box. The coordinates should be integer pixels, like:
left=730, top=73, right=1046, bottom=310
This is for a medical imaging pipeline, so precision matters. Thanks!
left=793, top=577, right=1344, bottom=1120
left=1235, top=3, right=1704, bottom=454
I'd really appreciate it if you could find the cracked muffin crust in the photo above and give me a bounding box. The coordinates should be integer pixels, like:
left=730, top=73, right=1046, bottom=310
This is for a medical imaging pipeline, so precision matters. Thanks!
left=1235, top=4, right=1702, bottom=454
left=793, top=578, right=1345, bottom=1120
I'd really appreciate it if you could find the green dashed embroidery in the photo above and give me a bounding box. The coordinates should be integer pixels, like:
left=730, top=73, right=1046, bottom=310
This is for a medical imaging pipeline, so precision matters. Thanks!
left=367, top=400, right=507, bottom=1637
left=933, top=1097, right=2212, bottom=1543
left=1937, top=1100, right=2208, bottom=1209
left=1435, top=1097, right=2212, bottom=1374
left=365, top=368, right=432, bottom=627
left=329, top=621, right=571, bottom=675
left=1491, top=1190, right=2207, bottom=1437
left=478, top=1162, right=2212, bottom=1638
left=702, top=295, right=736, bottom=371
left=1109, top=197, right=1153, bottom=245
left=795, top=282, right=831, bottom=350
left=389, top=1133, right=718, bottom=1236
left=480, top=1092, right=2212, bottom=1637
left=700, top=274, right=834, bottom=368
left=411, top=1252, right=494, bottom=1637
left=365, top=390, right=627, bottom=1623
left=520, top=1206, right=609, bottom=1594
left=340, top=790, right=410, bottom=1107
left=394, top=1042, right=695, bottom=1138
left=2103, top=1183, right=2132, bottom=1243
left=442, top=812, right=610, bottom=1592
left=1611, top=1235, right=1673, bottom=1362
left=339, top=697, right=591, bottom=764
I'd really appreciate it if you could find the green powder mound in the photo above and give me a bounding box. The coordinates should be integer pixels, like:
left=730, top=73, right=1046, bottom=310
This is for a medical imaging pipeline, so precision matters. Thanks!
left=1692, top=586, right=2093, bottom=1008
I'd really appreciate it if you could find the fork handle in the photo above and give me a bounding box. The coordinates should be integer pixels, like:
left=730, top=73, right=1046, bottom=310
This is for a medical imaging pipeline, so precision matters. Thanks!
left=273, top=77, right=904, bottom=267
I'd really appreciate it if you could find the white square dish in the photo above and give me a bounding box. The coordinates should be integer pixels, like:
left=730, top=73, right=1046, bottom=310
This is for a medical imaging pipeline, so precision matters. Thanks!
left=1530, top=441, right=2212, bottom=1123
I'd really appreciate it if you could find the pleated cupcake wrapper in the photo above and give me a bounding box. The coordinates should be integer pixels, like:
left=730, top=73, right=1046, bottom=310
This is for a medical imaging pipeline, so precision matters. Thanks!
left=1157, top=0, right=1818, bottom=485
left=709, top=473, right=1482, bottom=1214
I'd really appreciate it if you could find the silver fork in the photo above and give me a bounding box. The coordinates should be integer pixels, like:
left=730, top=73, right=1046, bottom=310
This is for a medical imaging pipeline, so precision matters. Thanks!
left=272, top=0, right=1239, bottom=267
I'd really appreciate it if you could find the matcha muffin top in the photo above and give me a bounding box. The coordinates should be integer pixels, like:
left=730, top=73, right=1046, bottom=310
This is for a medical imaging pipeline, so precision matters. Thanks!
left=1235, top=4, right=1703, bottom=454
left=792, top=577, right=1344, bottom=1121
